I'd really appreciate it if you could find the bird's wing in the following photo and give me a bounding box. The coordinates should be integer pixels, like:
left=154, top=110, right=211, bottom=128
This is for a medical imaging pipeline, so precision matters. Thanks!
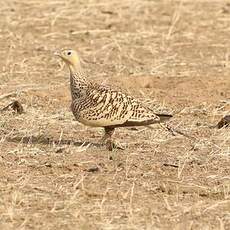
left=77, top=85, right=169, bottom=127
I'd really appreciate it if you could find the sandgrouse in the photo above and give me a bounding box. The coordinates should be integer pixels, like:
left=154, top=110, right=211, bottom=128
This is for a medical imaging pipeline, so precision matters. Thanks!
left=55, top=49, right=172, bottom=150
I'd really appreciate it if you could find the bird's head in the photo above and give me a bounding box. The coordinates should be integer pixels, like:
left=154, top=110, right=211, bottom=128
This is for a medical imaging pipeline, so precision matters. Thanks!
left=55, top=49, right=81, bottom=72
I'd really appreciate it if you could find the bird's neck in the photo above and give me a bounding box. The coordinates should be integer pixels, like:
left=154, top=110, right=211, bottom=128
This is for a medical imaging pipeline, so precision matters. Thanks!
left=69, top=64, right=89, bottom=99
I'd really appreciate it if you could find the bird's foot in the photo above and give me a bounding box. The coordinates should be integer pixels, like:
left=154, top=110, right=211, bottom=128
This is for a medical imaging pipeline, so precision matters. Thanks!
left=105, top=139, right=125, bottom=151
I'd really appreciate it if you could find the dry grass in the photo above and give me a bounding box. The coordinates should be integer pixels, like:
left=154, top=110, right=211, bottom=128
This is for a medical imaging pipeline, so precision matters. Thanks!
left=0, top=0, right=230, bottom=229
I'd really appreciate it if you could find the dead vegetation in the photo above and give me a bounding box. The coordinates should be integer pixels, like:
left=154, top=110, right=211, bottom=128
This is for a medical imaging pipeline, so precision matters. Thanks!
left=0, top=0, right=230, bottom=229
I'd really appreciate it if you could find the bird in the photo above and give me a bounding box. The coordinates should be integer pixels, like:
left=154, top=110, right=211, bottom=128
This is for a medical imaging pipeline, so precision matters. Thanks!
left=55, top=49, right=172, bottom=150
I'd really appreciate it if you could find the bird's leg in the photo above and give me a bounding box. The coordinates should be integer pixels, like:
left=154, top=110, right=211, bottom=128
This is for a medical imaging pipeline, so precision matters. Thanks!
left=101, top=127, right=125, bottom=151
left=101, top=127, right=115, bottom=151
left=102, top=127, right=115, bottom=141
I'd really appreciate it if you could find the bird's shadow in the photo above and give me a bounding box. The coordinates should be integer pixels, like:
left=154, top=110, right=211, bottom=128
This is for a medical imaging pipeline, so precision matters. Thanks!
left=6, top=135, right=102, bottom=148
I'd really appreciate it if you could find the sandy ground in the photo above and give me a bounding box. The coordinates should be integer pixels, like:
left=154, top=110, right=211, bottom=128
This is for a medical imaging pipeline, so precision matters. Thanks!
left=0, top=0, right=230, bottom=229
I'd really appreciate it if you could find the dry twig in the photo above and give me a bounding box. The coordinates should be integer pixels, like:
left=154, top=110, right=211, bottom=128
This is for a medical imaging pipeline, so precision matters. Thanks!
left=160, top=124, right=196, bottom=140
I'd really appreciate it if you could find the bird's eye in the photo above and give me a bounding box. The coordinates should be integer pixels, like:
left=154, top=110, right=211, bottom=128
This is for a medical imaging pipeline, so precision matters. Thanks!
left=67, top=51, right=72, bottom=56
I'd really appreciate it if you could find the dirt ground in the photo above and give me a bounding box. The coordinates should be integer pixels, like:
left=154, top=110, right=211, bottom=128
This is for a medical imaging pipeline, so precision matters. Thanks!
left=0, top=0, right=230, bottom=229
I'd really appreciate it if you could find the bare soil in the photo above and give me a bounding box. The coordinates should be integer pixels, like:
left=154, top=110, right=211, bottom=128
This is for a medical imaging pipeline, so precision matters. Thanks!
left=0, top=0, right=229, bottom=229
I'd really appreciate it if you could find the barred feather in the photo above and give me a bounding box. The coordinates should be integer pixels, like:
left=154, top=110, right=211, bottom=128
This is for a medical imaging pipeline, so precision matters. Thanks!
left=56, top=49, right=172, bottom=128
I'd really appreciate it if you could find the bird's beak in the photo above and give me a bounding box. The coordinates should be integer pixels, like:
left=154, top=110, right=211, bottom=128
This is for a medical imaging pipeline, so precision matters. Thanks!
left=54, top=51, right=61, bottom=57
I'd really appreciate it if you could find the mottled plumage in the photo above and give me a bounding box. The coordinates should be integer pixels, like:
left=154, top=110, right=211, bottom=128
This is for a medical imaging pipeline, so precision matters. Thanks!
left=55, top=49, right=172, bottom=150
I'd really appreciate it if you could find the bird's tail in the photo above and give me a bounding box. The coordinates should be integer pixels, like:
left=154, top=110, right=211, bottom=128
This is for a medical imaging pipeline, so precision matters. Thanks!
left=156, top=113, right=173, bottom=122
